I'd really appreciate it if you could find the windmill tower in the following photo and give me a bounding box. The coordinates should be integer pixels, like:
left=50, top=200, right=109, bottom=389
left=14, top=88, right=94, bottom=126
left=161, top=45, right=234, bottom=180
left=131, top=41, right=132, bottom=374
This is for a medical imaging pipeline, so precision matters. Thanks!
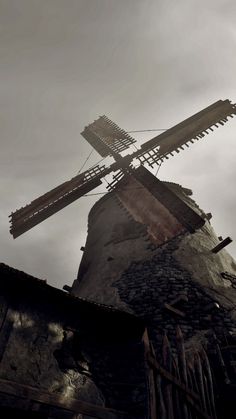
left=9, top=99, right=236, bottom=418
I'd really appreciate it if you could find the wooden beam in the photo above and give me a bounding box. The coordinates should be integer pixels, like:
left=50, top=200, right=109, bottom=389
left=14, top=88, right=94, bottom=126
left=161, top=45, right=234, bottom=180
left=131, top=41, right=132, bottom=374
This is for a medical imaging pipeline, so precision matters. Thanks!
left=147, top=354, right=199, bottom=401
left=0, top=378, right=132, bottom=419
left=135, top=99, right=236, bottom=160
left=147, top=355, right=213, bottom=419
left=142, top=329, right=157, bottom=419
left=164, top=303, right=185, bottom=318
left=10, top=177, right=103, bottom=238
left=211, top=237, right=232, bottom=253
left=133, top=165, right=205, bottom=233
left=0, top=304, right=13, bottom=363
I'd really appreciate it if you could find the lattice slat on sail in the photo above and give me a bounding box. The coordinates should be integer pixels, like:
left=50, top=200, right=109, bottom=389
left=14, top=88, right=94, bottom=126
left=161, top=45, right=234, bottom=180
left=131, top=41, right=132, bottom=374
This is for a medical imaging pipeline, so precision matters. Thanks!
left=106, top=170, right=125, bottom=191
left=81, top=115, right=136, bottom=158
left=9, top=98, right=236, bottom=239
left=136, top=99, right=236, bottom=167
left=10, top=165, right=107, bottom=238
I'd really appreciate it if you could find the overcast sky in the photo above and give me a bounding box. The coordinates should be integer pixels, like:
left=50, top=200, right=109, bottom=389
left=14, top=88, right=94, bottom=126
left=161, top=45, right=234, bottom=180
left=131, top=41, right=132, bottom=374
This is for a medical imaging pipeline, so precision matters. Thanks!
left=1, top=0, right=236, bottom=289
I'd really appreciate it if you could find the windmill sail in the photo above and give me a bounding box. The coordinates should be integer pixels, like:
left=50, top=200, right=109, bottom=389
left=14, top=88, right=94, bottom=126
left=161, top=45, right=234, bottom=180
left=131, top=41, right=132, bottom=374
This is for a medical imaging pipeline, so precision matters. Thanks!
left=81, top=115, right=136, bottom=158
left=10, top=165, right=108, bottom=238
left=135, top=99, right=236, bottom=167
left=9, top=98, right=236, bottom=239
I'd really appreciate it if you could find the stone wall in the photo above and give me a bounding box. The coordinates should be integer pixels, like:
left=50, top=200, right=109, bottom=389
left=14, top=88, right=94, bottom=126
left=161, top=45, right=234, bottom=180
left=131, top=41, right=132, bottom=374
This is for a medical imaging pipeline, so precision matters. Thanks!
left=114, top=231, right=236, bottom=355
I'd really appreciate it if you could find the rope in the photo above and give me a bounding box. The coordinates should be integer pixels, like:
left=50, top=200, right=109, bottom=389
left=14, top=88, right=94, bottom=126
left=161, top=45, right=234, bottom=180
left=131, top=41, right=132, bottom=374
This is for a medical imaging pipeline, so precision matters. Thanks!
left=154, top=162, right=162, bottom=177
left=77, top=149, right=94, bottom=174
left=78, top=127, right=168, bottom=174
left=127, top=128, right=168, bottom=133
left=83, top=192, right=108, bottom=197
left=83, top=186, right=147, bottom=197
left=103, top=176, right=110, bottom=185
left=89, top=156, right=106, bottom=169
left=77, top=126, right=166, bottom=179
left=132, top=142, right=139, bottom=151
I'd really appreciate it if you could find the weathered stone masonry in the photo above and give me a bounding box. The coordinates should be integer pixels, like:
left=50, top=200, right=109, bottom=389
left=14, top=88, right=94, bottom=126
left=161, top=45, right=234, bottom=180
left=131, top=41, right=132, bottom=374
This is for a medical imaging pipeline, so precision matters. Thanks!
left=114, top=232, right=236, bottom=355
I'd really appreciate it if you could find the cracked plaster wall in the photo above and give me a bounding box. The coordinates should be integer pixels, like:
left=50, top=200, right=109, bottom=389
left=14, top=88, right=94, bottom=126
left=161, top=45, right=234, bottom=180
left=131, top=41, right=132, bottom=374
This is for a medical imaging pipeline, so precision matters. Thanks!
left=0, top=294, right=147, bottom=416
left=0, top=303, right=105, bottom=406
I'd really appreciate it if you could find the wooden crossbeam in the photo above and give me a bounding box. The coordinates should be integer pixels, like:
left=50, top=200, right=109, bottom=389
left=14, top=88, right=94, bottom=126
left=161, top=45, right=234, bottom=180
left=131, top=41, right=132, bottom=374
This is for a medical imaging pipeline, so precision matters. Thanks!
left=134, top=99, right=236, bottom=164
left=0, top=378, right=132, bottom=419
left=147, top=355, right=214, bottom=419
left=10, top=177, right=103, bottom=238
left=81, top=115, right=136, bottom=158
left=211, top=237, right=232, bottom=253
left=164, top=303, right=185, bottom=317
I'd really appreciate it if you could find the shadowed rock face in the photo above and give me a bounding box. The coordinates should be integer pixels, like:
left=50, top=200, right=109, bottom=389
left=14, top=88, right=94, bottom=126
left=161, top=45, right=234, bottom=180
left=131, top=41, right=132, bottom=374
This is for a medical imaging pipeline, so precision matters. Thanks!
left=0, top=264, right=147, bottom=417
left=72, top=176, right=236, bottom=350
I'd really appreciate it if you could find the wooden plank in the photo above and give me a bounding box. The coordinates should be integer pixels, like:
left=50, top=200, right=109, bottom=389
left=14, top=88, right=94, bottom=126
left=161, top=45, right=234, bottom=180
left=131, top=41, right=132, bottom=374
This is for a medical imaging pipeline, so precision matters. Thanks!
left=0, top=305, right=13, bottom=363
left=147, top=355, right=213, bottom=419
left=162, top=334, right=174, bottom=419
left=147, top=353, right=199, bottom=401
left=0, top=296, right=8, bottom=329
left=81, top=116, right=136, bottom=159
left=176, top=326, right=189, bottom=419
left=133, top=166, right=205, bottom=233
left=0, top=378, right=131, bottom=419
left=164, top=304, right=185, bottom=318
left=10, top=177, right=103, bottom=238
left=136, top=99, right=236, bottom=160
left=142, top=329, right=157, bottom=419
left=211, top=237, right=232, bottom=253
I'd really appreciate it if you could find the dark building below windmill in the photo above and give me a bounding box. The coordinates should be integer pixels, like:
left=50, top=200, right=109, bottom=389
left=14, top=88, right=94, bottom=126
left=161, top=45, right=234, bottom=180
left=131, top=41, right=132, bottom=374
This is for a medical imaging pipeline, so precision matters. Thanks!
left=0, top=263, right=149, bottom=419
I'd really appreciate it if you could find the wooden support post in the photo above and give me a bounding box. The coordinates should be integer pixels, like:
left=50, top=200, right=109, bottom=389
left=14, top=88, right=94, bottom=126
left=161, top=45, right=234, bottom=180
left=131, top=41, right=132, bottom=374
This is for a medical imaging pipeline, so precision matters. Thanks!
left=0, top=378, right=131, bottom=419
left=147, top=355, right=212, bottom=419
left=0, top=301, right=13, bottom=364
left=211, top=237, right=232, bottom=253
left=142, top=329, right=157, bottom=419
left=176, top=326, right=189, bottom=419
left=162, top=334, right=174, bottom=419
left=63, top=285, right=72, bottom=292
left=164, top=303, right=185, bottom=318
left=200, top=348, right=217, bottom=419
left=194, top=353, right=207, bottom=412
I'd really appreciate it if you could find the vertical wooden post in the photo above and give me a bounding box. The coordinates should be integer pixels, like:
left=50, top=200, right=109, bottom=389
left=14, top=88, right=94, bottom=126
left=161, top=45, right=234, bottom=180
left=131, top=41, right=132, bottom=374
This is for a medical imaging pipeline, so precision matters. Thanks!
left=211, top=237, right=232, bottom=253
left=0, top=297, right=13, bottom=364
left=200, top=349, right=217, bottom=419
left=194, top=353, right=207, bottom=412
left=176, top=326, right=189, bottom=419
left=142, top=328, right=157, bottom=419
left=162, top=334, right=174, bottom=419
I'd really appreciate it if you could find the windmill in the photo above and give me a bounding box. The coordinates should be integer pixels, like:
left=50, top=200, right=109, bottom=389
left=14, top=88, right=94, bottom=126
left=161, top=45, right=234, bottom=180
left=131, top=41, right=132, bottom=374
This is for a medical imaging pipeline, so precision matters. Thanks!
left=9, top=99, right=236, bottom=239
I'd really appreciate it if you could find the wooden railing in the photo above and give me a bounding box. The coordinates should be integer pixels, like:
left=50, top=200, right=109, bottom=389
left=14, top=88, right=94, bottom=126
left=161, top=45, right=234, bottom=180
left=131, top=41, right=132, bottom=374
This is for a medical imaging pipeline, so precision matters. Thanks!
left=0, top=378, right=133, bottom=419
left=143, top=327, right=217, bottom=419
